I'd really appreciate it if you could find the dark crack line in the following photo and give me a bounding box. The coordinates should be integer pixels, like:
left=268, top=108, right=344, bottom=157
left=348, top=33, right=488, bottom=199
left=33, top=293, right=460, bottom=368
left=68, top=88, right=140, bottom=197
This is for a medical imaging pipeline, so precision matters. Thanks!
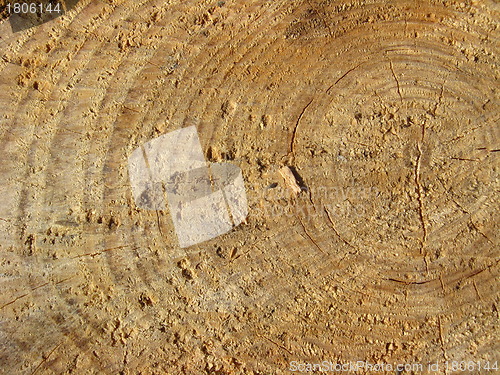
left=438, top=179, right=494, bottom=245
left=473, top=280, right=482, bottom=300
left=451, top=157, right=480, bottom=162
left=429, top=79, right=446, bottom=117
left=323, top=206, right=355, bottom=249
left=1, top=276, right=74, bottom=310
left=290, top=98, right=314, bottom=158
left=326, top=64, right=362, bottom=93
left=415, top=142, right=428, bottom=255
left=469, top=220, right=494, bottom=245
left=30, top=344, right=61, bottom=375
left=384, top=277, right=436, bottom=285
left=477, top=147, right=500, bottom=153
left=298, top=217, right=327, bottom=255
left=155, top=210, right=164, bottom=237
left=257, top=334, right=293, bottom=355
left=0, top=293, right=28, bottom=310
left=73, top=245, right=130, bottom=259
left=389, top=61, right=403, bottom=103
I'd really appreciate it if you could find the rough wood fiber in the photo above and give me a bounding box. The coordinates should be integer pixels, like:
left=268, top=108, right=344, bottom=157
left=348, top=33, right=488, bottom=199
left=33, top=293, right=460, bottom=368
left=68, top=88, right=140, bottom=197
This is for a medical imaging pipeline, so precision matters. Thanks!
left=0, top=0, right=498, bottom=374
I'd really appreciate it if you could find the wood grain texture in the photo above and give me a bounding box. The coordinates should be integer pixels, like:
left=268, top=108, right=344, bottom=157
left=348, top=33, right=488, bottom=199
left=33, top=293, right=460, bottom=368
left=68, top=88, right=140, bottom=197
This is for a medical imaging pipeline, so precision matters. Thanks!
left=0, top=0, right=498, bottom=374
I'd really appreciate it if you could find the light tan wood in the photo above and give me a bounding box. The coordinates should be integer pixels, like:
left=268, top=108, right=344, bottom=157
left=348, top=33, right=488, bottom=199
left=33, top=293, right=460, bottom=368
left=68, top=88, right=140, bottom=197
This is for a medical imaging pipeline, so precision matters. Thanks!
left=0, top=0, right=498, bottom=374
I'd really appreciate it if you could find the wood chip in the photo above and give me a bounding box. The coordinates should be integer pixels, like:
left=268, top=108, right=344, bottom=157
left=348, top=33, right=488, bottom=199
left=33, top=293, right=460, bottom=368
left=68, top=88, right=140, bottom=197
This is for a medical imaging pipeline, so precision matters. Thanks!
left=279, top=166, right=302, bottom=195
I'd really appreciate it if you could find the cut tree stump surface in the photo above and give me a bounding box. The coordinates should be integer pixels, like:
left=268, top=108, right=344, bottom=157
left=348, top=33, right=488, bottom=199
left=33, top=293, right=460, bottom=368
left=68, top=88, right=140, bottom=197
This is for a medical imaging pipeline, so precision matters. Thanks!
left=0, top=0, right=498, bottom=374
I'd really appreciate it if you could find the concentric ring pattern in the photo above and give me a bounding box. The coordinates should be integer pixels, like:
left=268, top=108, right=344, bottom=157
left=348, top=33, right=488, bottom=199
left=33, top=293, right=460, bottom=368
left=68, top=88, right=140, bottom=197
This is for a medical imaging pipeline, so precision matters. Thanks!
left=0, top=0, right=498, bottom=373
